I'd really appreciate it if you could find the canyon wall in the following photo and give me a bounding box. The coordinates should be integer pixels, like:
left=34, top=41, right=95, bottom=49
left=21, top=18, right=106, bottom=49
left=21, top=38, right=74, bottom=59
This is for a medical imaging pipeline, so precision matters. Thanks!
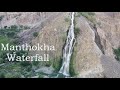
left=0, top=12, right=120, bottom=78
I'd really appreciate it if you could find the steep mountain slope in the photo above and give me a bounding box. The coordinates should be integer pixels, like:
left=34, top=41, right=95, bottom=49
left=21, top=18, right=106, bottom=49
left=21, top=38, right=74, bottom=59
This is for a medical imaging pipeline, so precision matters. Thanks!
left=30, top=12, right=70, bottom=71
left=0, top=12, right=120, bottom=78
left=74, top=16, right=103, bottom=78
left=73, top=12, right=120, bottom=78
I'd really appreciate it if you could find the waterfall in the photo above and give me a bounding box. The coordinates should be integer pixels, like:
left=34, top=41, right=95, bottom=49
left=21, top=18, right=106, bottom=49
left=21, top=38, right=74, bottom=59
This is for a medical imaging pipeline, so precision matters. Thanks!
left=59, top=12, right=75, bottom=77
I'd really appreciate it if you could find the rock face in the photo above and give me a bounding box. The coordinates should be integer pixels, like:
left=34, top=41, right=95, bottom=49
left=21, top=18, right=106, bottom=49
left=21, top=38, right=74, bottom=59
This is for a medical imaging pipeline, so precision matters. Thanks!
left=73, top=12, right=120, bottom=78
left=96, top=12, right=120, bottom=57
left=0, top=12, right=60, bottom=27
left=95, top=12, right=120, bottom=78
left=74, top=16, right=103, bottom=78
left=0, top=12, right=62, bottom=44
left=0, top=12, right=120, bottom=78
left=30, top=12, right=70, bottom=68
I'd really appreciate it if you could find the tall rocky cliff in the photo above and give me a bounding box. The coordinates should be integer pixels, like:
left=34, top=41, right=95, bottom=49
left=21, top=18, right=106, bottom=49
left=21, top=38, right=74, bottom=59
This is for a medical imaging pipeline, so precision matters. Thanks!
left=0, top=12, right=120, bottom=78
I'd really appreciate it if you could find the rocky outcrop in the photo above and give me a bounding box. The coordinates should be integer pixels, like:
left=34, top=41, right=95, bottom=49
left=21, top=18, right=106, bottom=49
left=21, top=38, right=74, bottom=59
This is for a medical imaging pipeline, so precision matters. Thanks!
left=0, top=12, right=63, bottom=44
left=72, top=12, right=120, bottom=78
left=30, top=12, right=70, bottom=68
left=101, top=55, right=120, bottom=78
left=96, top=12, right=120, bottom=51
left=1, top=12, right=120, bottom=78
left=73, top=16, right=104, bottom=78
left=0, top=12, right=61, bottom=27
left=95, top=12, right=120, bottom=78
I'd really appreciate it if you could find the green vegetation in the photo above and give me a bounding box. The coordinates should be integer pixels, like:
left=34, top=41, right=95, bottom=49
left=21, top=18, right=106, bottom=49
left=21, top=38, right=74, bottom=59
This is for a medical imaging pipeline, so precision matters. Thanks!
left=77, top=12, right=95, bottom=17
left=57, top=73, right=66, bottom=78
left=19, top=25, right=30, bottom=30
left=33, top=32, right=39, bottom=37
left=77, top=12, right=96, bottom=24
left=62, top=33, right=67, bottom=42
left=0, top=25, right=36, bottom=78
left=43, top=56, right=62, bottom=72
left=0, top=73, right=5, bottom=78
left=0, top=16, right=4, bottom=21
left=0, top=25, right=22, bottom=38
left=0, top=36, right=11, bottom=44
left=113, top=47, right=120, bottom=61
left=10, top=25, right=18, bottom=30
left=23, top=26, right=30, bottom=30
left=97, top=21, right=102, bottom=28
left=69, top=46, right=77, bottom=77
left=5, top=72, right=21, bottom=78
left=74, top=27, right=80, bottom=38
left=0, top=35, right=13, bottom=63
left=65, top=17, right=70, bottom=22
left=52, top=57, right=62, bottom=72
left=0, top=25, right=23, bottom=60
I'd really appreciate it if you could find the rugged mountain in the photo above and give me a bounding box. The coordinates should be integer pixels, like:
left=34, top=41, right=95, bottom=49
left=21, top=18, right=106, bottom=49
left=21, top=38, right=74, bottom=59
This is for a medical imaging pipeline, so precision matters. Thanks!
left=0, top=12, right=120, bottom=78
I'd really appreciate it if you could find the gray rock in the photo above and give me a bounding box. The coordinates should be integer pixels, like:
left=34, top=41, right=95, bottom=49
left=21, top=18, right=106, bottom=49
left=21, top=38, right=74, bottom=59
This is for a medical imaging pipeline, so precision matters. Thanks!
left=101, top=55, right=120, bottom=78
left=35, top=66, right=54, bottom=75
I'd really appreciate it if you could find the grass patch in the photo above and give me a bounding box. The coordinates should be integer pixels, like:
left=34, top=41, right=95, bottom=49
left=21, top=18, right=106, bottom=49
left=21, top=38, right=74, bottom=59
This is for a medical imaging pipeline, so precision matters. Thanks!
left=0, top=25, right=35, bottom=78
left=0, top=36, right=11, bottom=44
left=69, top=46, right=77, bottom=77
left=33, top=32, right=39, bottom=37
left=0, top=71, right=5, bottom=78
left=53, top=57, right=62, bottom=72
left=0, top=25, right=22, bottom=39
left=64, top=17, right=70, bottom=23
left=74, top=27, right=80, bottom=38
left=62, top=33, right=67, bottom=42
left=77, top=12, right=96, bottom=24
left=0, top=36, right=13, bottom=62
left=37, top=56, right=62, bottom=73
left=113, top=47, right=120, bottom=61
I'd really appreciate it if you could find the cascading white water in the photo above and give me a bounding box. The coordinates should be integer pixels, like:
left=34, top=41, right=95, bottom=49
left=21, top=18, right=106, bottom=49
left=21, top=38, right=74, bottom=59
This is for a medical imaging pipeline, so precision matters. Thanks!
left=59, top=12, right=75, bottom=77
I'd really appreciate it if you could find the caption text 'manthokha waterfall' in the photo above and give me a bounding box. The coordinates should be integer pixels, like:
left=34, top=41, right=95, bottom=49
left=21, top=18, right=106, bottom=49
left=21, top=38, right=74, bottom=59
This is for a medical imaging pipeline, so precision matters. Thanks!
left=59, top=12, right=76, bottom=76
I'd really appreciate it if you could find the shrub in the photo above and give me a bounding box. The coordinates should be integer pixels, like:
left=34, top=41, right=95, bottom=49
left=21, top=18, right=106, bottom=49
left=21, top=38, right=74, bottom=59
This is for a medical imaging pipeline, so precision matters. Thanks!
left=0, top=15, right=4, bottom=21
left=25, top=65, right=32, bottom=72
left=77, top=12, right=96, bottom=24
left=53, top=57, right=62, bottom=72
left=10, top=25, right=18, bottom=30
left=74, top=27, right=80, bottom=37
left=24, top=26, right=30, bottom=30
left=113, top=47, right=120, bottom=61
left=20, top=61, right=31, bottom=67
left=32, top=61, right=39, bottom=66
left=38, top=74, right=44, bottom=78
left=5, top=72, right=21, bottom=78
left=16, top=51, right=28, bottom=56
left=4, top=26, right=7, bottom=29
left=19, top=25, right=30, bottom=30
left=12, top=38, right=20, bottom=44
left=69, top=47, right=77, bottom=77
left=65, top=18, right=70, bottom=22
left=0, top=58, right=4, bottom=64
left=87, top=12, right=95, bottom=16
left=0, top=71, right=5, bottom=78
left=20, top=25, right=23, bottom=29
left=33, top=32, right=38, bottom=37
left=7, top=32, right=15, bottom=38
